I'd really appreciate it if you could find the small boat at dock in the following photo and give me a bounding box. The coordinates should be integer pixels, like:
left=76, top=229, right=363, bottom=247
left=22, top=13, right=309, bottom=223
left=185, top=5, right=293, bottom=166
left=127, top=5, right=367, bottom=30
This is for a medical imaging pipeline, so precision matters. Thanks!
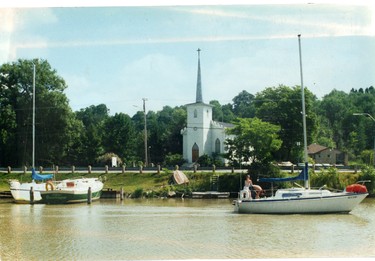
left=40, top=178, right=103, bottom=204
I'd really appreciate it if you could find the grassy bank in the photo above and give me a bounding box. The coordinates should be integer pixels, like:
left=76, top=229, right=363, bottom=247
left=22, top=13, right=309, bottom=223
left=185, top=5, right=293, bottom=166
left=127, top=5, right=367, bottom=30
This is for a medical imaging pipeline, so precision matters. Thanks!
left=0, top=169, right=240, bottom=197
left=1, top=168, right=373, bottom=197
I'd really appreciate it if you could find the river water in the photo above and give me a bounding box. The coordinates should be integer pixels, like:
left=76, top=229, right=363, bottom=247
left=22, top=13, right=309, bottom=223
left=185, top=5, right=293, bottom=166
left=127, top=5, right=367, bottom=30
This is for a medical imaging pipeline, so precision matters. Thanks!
left=0, top=197, right=374, bottom=260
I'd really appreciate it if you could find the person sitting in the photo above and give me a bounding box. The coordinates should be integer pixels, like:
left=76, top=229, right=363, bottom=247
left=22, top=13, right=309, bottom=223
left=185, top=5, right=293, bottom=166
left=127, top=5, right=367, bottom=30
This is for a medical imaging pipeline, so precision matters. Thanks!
left=244, top=175, right=263, bottom=199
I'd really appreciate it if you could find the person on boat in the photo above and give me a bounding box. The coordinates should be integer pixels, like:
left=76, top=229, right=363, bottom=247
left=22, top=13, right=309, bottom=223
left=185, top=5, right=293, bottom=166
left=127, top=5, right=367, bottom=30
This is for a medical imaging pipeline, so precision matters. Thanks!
left=244, top=175, right=262, bottom=199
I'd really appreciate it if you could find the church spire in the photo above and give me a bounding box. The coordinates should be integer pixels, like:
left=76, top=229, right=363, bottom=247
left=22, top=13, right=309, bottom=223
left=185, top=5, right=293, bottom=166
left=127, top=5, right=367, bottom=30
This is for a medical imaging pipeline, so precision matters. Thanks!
left=196, top=48, right=203, bottom=103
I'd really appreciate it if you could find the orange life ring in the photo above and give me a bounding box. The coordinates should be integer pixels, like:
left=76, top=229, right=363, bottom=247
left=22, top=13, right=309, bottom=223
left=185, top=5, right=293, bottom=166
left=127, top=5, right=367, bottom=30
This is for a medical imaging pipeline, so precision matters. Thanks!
left=45, top=181, right=55, bottom=191
left=346, top=184, right=367, bottom=194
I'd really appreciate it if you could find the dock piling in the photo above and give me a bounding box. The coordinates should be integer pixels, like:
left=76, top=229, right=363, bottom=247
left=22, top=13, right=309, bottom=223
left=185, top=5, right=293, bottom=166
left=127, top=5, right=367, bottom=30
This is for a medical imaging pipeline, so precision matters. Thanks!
left=87, top=187, right=92, bottom=204
left=30, top=186, right=34, bottom=205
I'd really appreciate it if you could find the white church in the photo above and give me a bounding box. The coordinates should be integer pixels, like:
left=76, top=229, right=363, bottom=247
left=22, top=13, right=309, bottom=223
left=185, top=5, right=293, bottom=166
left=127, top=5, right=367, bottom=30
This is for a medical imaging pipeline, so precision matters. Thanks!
left=181, top=49, right=234, bottom=164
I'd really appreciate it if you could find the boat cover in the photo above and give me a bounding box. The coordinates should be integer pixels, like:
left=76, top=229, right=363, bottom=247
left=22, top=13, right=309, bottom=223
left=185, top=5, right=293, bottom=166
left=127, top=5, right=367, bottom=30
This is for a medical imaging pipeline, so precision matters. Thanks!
left=32, top=168, right=53, bottom=181
left=258, top=166, right=308, bottom=183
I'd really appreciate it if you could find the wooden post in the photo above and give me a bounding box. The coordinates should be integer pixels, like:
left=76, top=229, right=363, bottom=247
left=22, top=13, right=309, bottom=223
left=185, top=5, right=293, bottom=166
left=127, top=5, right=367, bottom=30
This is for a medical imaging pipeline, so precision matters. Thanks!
left=87, top=187, right=92, bottom=204
left=39, top=166, right=43, bottom=173
left=120, top=187, right=124, bottom=200
left=7, top=166, right=11, bottom=174
left=23, top=166, right=27, bottom=175
left=55, top=165, right=59, bottom=174
left=105, top=165, right=108, bottom=174
left=212, top=164, right=216, bottom=173
left=157, top=164, right=160, bottom=174
left=194, top=164, right=197, bottom=173
left=139, top=165, right=143, bottom=174
left=30, top=187, right=34, bottom=205
left=231, top=167, right=234, bottom=173
left=72, top=165, right=75, bottom=174
left=88, top=165, right=92, bottom=174
left=122, top=164, right=126, bottom=174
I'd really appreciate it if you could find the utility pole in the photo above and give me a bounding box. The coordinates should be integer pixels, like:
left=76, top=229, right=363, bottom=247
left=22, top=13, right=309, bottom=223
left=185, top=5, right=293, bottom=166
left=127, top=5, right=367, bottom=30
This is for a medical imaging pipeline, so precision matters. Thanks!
left=143, top=98, right=148, bottom=167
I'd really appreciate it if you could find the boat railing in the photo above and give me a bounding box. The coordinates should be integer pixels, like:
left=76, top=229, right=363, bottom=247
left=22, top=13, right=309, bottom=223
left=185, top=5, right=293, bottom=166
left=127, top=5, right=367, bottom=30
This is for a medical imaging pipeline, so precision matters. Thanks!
left=357, top=180, right=371, bottom=185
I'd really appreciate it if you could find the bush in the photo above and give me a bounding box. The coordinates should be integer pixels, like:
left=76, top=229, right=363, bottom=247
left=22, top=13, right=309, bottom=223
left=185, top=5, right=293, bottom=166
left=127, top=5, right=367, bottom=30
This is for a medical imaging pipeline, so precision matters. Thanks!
left=131, top=187, right=144, bottom=198
left=359, top=166, right=375, bottom=196
left=96, top=152, right=123, bottom=167
left=164, top=153, right=185, bottom=167
left=310, top=167, right=342, bottom=189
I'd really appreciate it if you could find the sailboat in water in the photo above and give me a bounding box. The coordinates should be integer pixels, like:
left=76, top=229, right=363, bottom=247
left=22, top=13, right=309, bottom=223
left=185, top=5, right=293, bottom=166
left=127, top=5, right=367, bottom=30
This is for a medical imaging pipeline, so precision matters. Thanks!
left=9, top=62, right=54, bottom=203
left=233, top=35, right=368, bottom=214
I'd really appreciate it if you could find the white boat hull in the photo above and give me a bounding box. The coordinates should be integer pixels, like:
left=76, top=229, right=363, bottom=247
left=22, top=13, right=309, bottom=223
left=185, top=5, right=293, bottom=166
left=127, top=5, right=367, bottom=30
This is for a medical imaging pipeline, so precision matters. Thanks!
left=40, top=178, right=103, bottom=204
left=234, top=192, right=368, bottom=214
left=9, top=180, right=46, bottom=203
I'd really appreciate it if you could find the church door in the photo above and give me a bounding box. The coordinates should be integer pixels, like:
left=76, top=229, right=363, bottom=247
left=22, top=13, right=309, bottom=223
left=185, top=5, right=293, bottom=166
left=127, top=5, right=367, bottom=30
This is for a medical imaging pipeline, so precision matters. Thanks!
left=192, top=143, right=199, bottom=162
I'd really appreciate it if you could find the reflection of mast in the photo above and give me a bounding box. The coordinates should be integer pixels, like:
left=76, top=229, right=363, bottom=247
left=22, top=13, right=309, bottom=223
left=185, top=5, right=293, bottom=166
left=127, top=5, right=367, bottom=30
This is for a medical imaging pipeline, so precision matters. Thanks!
left=298, top=34, right=309, bottom=189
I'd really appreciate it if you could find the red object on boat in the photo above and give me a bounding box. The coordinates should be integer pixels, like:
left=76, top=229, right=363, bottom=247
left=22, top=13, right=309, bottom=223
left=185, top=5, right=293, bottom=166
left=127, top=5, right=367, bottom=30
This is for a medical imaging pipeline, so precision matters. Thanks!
left=346, top=184, right=368, bottom=193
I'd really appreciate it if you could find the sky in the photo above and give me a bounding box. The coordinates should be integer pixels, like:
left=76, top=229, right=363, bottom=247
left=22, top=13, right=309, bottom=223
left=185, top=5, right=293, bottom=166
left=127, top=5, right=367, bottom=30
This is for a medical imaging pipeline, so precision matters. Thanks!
left=1, top=1, right=375, bottom=116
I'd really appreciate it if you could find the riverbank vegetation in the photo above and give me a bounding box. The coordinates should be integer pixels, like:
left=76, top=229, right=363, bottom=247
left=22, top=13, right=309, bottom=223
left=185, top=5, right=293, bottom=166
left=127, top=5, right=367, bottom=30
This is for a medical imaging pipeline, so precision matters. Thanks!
left=1, top=165, right=374, bottom=197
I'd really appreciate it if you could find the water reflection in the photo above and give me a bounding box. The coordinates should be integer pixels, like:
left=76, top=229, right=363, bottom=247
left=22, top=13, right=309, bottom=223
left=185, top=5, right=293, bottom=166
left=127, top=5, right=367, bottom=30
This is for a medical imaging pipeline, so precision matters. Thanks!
left=0, top=198, right=374, bottom=259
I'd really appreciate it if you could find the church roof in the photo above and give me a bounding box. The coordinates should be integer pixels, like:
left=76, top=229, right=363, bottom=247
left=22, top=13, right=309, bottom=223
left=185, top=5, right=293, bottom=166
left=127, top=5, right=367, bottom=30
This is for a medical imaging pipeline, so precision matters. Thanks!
left=185, top=101, right=213, bottom=107
left=196, top=48, right=203, bottom=103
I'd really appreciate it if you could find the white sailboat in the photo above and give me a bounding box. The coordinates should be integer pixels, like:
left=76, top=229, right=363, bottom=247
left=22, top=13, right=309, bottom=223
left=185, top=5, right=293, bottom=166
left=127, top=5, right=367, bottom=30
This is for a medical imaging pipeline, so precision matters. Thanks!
left=9, top=62, right=54, bottom=203
left=233, top=35, right=369, bottom=214
left=40, top=178, right=103, bottom=204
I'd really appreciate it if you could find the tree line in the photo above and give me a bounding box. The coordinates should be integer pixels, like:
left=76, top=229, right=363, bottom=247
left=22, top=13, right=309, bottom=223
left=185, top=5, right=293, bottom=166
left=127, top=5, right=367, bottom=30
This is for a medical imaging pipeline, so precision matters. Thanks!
left=1, top=59, right=374, bottom=168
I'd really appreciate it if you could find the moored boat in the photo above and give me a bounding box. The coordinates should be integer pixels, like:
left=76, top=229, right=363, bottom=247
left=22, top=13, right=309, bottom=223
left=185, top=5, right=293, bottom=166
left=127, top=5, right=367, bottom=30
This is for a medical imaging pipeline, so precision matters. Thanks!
left=233, top=169, right=369, bottom=214
left=40, top=178, right=103, bottom=204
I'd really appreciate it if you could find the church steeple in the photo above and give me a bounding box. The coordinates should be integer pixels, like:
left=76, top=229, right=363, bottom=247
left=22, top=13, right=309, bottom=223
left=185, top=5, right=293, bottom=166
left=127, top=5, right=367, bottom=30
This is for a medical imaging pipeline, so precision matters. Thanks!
left=196, top=48, right=203, bottom=103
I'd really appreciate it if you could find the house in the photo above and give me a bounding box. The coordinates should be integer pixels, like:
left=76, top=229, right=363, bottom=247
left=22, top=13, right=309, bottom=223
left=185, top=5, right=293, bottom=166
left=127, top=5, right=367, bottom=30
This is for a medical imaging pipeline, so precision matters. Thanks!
left=307, top=143, right=347, bottom=165
left=180, top=49, right=234, bottom=164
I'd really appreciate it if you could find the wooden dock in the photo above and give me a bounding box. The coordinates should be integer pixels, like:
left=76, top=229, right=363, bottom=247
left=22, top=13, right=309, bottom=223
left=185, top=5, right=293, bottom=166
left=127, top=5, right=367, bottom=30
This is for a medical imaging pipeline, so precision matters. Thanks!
left=0, top=191, right=12, bottom=198
left=101, top=188, right=120, bottom=198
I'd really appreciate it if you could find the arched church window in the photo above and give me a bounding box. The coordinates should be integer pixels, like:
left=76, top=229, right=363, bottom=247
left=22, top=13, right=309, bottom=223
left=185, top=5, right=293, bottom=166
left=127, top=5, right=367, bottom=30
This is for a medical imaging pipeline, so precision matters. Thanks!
left=194, top=109, right=197, bottom=118
left=215, top=138, right=221, bottom=153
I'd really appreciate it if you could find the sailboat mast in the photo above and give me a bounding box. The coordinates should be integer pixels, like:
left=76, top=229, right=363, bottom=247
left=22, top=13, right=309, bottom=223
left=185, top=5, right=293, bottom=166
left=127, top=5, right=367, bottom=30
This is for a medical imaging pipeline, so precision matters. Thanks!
left=32, top=62, right=36, bottom=169
left=298, top=34, right=309, bottom=188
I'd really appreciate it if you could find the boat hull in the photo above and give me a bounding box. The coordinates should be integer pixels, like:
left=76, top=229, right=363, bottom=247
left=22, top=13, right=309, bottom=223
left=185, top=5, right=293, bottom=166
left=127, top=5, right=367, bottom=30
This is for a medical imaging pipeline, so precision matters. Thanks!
left=9, top=180, right=46, bottom=203
left=41, top=189, right=102, bottom=204
left=234, top=193, right=368, bottom=214
left=40, top=178, right=103, bottom=204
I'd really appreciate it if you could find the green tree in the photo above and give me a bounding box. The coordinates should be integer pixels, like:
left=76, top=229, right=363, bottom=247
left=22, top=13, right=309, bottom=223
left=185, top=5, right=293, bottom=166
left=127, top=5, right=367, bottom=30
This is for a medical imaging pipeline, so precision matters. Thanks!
left=76, top=104, right=109, bottom=165
left=225, top=117, right=282, bottom=165
left=0, top=59, right=76, bottom=167
left=254, top=85, right=317, bottom=162
left=210, top=100, right=235, bottom=123
left=210, top=100, right=224, bottom=122
left=102, top=113, right=137, bottom=161
left=232, top=90, right=256, bottom=118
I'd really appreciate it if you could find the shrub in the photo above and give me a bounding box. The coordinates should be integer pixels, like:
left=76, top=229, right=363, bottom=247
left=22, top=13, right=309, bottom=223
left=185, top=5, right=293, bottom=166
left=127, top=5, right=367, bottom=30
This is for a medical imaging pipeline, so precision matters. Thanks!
left=164, top=153, right=185, bottom=167
left=131, top=188, right=144, bottom=198
left=359, top=166, right=375, bottom=196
